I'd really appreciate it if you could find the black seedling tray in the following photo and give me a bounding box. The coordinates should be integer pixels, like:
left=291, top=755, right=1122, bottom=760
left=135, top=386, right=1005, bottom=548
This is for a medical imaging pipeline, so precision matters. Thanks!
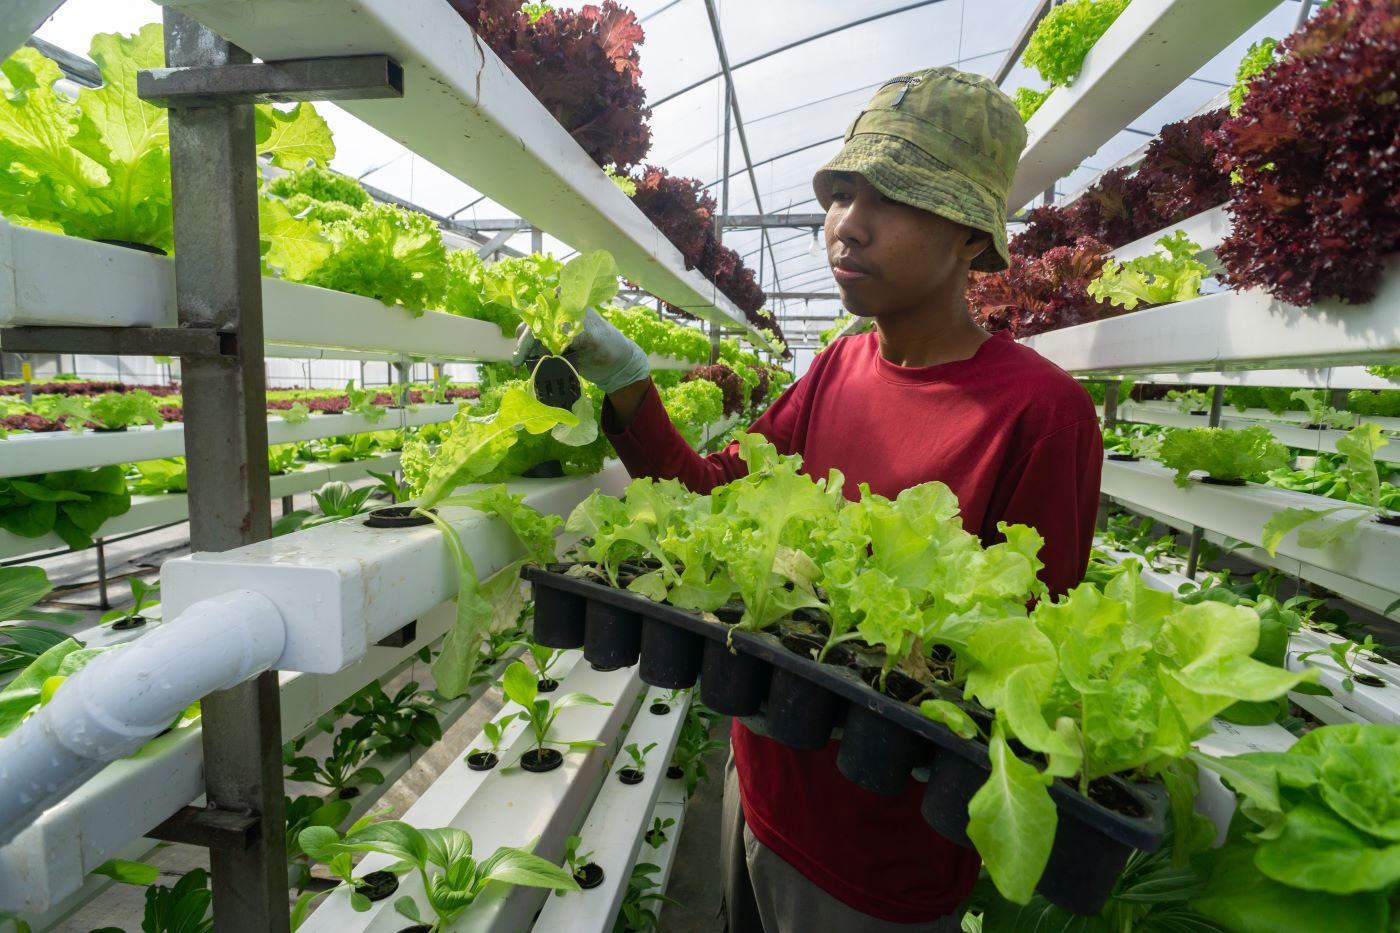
left=525, top=563, right=1168, bottom=915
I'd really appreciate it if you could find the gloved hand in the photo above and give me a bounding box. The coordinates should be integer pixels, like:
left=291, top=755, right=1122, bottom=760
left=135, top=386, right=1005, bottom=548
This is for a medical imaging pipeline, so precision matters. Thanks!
left=512, top=307, right=651, bottom=394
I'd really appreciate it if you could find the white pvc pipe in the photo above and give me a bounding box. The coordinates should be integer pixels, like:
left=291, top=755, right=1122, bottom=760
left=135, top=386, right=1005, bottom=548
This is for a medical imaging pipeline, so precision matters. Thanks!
left=0, top=590, right=285, bottom=846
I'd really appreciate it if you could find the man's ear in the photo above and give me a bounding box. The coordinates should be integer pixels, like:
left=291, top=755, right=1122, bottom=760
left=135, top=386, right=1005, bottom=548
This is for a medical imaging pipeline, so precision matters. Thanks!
left=959, top=228, right=991, bottom=264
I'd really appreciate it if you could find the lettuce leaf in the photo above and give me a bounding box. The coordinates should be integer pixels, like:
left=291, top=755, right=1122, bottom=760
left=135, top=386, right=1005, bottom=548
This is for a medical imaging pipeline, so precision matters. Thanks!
left=1087, top=231, right=1209, bottom=310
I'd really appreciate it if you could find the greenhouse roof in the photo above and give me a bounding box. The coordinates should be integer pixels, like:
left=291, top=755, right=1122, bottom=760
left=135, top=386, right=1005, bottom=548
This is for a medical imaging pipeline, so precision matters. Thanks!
left=33, top=0, right=1307, bottom=363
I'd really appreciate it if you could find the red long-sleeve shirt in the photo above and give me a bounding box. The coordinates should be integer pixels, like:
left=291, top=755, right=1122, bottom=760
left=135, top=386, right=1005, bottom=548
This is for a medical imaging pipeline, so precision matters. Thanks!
left=602, top=328, right=1103, bottom=922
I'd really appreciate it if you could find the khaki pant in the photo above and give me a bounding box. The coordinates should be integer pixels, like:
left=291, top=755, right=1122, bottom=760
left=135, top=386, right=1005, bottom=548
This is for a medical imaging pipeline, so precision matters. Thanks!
left=721, top=752, right=963, bottom=933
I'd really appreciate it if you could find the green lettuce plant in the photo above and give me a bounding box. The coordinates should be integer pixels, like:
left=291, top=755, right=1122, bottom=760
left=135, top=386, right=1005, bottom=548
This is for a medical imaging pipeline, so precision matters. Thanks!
left=1289, top=389, right=1358, bottom=430
left=1087, top=231, right=1209, bottom=311
left=0, top=465, right=133, bottom=548
left=0, top=27, right=333, bottom=253
left=1262, top=423, right=1395, bottom=555
left=1228, top=37, right=1280, bottom=116
left=1022, top=0, right=1131, bottom=87
left=1156, top=426, right=1291, bottom=486
left=128, top=458, right=187, bottom=495
left=957, top=561, right=1315, bottom=903
left=1011, top=86, right=1052, bottom=122
left=1190, top=724, right=1400, bottom=932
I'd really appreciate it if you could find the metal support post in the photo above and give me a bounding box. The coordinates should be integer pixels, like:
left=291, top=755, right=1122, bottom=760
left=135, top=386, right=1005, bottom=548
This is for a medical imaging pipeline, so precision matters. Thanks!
left=1328, top=387, right=1349, bottom=412
left=531, top=226, right=543, bottom=254
left=394, top=360, right=411, bottom=407
left=1184, top=385, right=1225, bottom=579
left=94, top=536, right=110, bottom=610
left=1096, top=380, right=1121, bottom=532
left=159, top=12, right=287, bottom=931
left=281, top=495, right=295, bottom=516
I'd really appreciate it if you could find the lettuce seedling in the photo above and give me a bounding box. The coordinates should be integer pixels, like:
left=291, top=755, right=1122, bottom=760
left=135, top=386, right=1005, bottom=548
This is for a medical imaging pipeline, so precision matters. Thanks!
left=1262, top=424, right=1394, bottom=554
left=99, top=577, right=160, bottom=629
left=500, top=659, right=611, bottom=758
left=1290, top=389, right=1358, bottom=430
left=301, top=819, right=578, bottom=931
left=620, top=741, right=657, bottom=778
left=273, top=480, right=378, bottom=536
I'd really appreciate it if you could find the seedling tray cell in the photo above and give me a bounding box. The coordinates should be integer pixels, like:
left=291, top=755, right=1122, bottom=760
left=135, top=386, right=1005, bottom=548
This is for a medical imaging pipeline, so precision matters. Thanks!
left=583, top=600, right=642, bottom=669
left=639, top=618, right=705, bottom=689
left=531, top=568, right=588, bottom=648
left=521, top=564, right=1167, bottom=914
left=763, top=666, right=844, bottom=751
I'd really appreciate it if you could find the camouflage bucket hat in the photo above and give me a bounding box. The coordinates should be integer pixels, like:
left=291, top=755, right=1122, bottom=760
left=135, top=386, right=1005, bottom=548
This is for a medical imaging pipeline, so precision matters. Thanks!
left=813, top=67, right=1027, bottom=272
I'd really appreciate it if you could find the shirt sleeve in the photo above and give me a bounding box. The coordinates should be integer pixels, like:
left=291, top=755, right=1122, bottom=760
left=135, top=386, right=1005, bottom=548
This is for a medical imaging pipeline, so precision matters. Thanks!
left=983, top=418, right=1104, bottom=597
left=601, top=376, right=810, bottom=495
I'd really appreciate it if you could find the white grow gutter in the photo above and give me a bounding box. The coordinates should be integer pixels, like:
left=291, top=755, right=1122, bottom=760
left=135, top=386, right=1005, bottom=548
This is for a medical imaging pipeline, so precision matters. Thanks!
left=0, top=590, right=284, bottom=847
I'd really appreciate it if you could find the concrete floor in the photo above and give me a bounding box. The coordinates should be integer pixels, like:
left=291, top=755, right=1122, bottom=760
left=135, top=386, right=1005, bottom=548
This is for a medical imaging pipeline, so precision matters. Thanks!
left=21, top=493, right=729, bottom=932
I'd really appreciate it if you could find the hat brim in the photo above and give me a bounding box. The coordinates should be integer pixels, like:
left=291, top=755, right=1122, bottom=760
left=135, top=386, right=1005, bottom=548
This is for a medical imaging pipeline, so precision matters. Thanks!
left=814, top=134, right=1011, bottom=273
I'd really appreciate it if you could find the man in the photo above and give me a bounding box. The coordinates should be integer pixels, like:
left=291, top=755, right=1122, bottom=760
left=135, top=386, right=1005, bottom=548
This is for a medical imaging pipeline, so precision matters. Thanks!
left=522, top=67, right=1102, bottom=931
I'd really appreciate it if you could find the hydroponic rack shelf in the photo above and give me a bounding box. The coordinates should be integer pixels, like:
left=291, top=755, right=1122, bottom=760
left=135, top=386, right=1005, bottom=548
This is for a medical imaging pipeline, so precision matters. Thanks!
left=1009, top=0, right=1278, bottom=211
left=1105, top=401, right=1400, bottom=463
left=147, top=0, right=779, bottom=353
left=1099, top=457, right=1400, bottom=614
left=0, top=598, right=463, bottom=919
left=1112, top=367, right=1400, bottom=392
left=0, top=404, right=458, bottom=479
left=0, top=221, right=702, bottom=370
left=1023, top=261, right=1400, bottom=375
left=0, top=451, right=405, bottom=561
left=298, top=657, right=646, bottom=933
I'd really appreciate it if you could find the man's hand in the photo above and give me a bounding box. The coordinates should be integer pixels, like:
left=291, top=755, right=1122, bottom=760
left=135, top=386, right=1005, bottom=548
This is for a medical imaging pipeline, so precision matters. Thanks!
left=512, top=307, right=651, bottom=395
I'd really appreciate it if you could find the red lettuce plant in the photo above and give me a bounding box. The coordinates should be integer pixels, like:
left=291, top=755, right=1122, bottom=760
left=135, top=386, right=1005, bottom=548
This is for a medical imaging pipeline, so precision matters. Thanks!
left=685, top=364, right=745, bottom=416
left=747, top=364, right=771, bottom=409
left=969, top=236, right=1117, bottom=338
left=1011, top=110, right=1229, bottom=255
left=449, top=0, right=652, bottom=170
left=1213, top=0, right=1400, bottom=306
left=630, top=166, right=715, bottom=269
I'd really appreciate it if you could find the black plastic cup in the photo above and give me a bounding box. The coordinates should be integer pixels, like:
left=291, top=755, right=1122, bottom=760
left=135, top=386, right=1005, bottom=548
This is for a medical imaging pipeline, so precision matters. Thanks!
left=359, top=870, right=399, bottom=902
left=1036, top=810, right=1136, bottom=915
left=466, top=751, right=498, bottom=771
left=639, top=618, right=705, bottom=689
left=699, top=640, right=771, bottom=716
left=836, top=704, right=925, bottom=796
left=763, top=667, right=843, bottom=751
left=532, top=583, right=587, bottom=649
left=521, top=748, right=563, bottom=773
left=918, top=751, right=987, bottom=848
left=574, top=863, right=605, bottom=889
left=617, top=768, right=645, bottom=785
left=364, top=506, right=435, bottom=528
left=584, top=601, right=643, bottom=669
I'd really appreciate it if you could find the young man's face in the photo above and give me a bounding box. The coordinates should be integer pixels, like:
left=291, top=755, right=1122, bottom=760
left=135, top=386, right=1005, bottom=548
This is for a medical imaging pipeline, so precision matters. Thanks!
left=824, top=172, right=989, bottom=318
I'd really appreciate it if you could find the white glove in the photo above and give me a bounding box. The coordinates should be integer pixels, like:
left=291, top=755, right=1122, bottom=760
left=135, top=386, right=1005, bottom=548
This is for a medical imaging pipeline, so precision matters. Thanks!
left=512, top=308, right=651, bottom=394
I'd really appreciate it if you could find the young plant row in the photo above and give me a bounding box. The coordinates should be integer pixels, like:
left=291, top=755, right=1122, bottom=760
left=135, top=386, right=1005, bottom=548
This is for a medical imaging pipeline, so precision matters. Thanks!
left=514, top=434, right=1312, bottom=903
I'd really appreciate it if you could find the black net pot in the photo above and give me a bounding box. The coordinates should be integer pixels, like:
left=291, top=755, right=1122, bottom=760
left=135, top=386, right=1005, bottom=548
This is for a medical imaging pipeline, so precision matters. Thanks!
left=919, top=751, right=989, bottom=848
left=532, top=583, right=587, bottom=649
left=639, top=618, right=704, bottom=689
left=466, top=751, right=499, bottom=772
left=358, top=870, right=400, bottom=902
left=762, top=667, right=844, bottom=751
left=835, top=704, right=926, bottom=797
left=521, top=747, right=564, bottom=773
left=583, top=600, right=643, bottom=669
left=574, top=863, right=605, bottom=889
left=699, top=640, right=771, bottom=716
left=1035, top=810, right=1137, bottom=916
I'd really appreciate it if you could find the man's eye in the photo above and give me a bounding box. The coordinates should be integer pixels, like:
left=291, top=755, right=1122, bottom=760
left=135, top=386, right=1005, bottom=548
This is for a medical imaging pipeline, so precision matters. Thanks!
left=831, top=190, right=853, bottom=202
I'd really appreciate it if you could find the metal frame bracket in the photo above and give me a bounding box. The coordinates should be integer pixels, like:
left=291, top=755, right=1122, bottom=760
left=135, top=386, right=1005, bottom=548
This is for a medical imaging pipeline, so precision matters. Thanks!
left=148, top=805, right=263, bottom=851
left=137, top=54, right=404, bottom=108
left=0, top=325, right=236, bottom=358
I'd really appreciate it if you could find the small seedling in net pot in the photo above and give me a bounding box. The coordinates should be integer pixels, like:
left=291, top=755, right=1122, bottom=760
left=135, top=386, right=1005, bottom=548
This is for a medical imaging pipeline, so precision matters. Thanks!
left=291, top=808, right=399, bottom=925
left=617, top=741, right=656, bottom=785
left=649, top=687, right=688, bottom=716
left=465, top=712, right=519, bottom=771
left=615, top=862, right=679, bottom=933
left=506, top=639, right=567, bottom=692
left=644, top=816, right=675, bottom=849
left=283, top=727, right=387, bottom=799
left=99, top=577, right=160, bottom=631
left=560, top=834, right=604, bottom=891
left=501, top=660, right=611, bottom=773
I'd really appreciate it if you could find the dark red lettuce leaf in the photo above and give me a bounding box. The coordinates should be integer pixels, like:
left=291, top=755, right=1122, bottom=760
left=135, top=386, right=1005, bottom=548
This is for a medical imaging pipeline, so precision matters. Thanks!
left=450, top=0, right=652, bottom=170
left=685, top=363, right=745, bottom=416
left=1213, top=0, right=1400, bottom=306
left=969, top=236, right=1118, bottom=338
